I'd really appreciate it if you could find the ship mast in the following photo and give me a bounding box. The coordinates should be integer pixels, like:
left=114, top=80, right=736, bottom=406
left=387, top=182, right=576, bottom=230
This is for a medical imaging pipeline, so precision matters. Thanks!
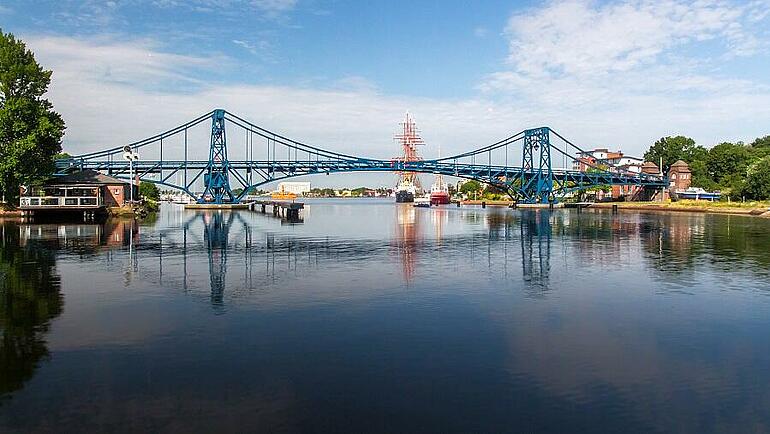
left=393, top=112, right=424, bottom=188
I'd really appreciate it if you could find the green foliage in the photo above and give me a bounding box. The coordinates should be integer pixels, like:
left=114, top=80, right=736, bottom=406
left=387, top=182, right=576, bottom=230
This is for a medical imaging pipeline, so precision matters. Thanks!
left=139, top=181, right=160, bottom=201
left=687, top=159, right=716, bottom=191
left=54, top=152, right=71, bottom=160
left=0, top=30, right=65, bottom=203
left=459, top=180, right=482, bottom=196
left=481, top=184, right=508, bottom=200
left=584, top=164, right=611, bottom=193
left=643, top=136, right=700, bottom=173
left=706, top=142, right=750, bottom=185
left=310, top=187, right=337, bottom=197
left=641, top=135, right=770, bottom=199
left=743, top=157, right=770, bottom=200
left=751, top=136, right=770, bottom=148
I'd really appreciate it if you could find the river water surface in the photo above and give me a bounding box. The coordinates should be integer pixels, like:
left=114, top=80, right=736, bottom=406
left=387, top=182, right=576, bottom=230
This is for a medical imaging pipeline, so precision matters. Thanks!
left=2, top=200, right=770, bottom=433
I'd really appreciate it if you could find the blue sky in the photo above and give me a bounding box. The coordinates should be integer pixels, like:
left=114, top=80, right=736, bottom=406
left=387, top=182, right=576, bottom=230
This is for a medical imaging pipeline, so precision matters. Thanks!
left=2, top=0, right=770, bottom=187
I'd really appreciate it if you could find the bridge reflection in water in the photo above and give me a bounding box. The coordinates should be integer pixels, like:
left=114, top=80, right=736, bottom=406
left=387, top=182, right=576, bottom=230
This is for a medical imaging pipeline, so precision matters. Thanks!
left=70, top=206, right=560, bottom=307
left=20, top=205, right=757, bottom=313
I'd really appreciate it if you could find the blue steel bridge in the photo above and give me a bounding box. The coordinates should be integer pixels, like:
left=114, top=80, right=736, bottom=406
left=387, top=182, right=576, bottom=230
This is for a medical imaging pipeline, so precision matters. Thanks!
left=55, top=109, right=666, bottom=204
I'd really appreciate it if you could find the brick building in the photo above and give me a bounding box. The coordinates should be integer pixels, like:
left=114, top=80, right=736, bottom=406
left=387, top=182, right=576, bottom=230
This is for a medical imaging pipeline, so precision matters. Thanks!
left=20, top=169, right=136, bottom=212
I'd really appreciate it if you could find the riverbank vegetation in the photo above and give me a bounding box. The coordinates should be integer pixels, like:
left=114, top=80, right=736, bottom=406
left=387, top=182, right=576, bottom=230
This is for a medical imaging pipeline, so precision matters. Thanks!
left=644, top=135, right=770, bottom=200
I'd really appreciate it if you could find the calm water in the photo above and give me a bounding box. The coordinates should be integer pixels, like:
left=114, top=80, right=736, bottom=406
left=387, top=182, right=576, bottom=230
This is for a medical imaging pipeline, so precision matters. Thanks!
left=2, top=200, right=770, bottom=433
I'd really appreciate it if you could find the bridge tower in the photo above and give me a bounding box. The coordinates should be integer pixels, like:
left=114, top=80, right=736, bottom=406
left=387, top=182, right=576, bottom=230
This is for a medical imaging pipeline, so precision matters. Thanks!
left=200, top=109, right=236, bottom=204
left=519, top=127, right=554, bottom=203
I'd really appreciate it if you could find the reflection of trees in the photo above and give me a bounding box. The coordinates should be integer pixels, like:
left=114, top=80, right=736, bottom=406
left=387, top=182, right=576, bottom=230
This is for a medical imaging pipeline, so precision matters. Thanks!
left=640, top=213, right=770, bottom=282
left=0, top=223, right=63, bottom=398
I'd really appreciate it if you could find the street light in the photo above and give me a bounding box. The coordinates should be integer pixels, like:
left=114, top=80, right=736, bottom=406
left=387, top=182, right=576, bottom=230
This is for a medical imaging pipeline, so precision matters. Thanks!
left=123, top=146, right=139, bottom=203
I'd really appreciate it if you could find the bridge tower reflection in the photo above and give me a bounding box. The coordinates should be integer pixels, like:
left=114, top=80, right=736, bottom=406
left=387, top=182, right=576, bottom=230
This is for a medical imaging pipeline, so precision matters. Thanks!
left=182, top=210, right=251, bottom=307
left=203, top=211, right=234, bottom=306
left=519, top=210, right=551, bottom=286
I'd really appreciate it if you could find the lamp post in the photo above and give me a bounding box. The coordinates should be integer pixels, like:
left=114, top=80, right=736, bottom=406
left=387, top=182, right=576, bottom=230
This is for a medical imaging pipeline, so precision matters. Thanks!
left=123, top=146, right=139, bottom=203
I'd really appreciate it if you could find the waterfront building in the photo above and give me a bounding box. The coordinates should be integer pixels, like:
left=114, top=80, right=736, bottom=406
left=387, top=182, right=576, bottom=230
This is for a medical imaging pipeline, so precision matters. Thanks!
left=276, top=181, right=311, bottom=196
left=574, top=148, right=644, bottom=173
left=19, top=169, right=136, bottom=214
left=668, top=160, right=692, bottom=191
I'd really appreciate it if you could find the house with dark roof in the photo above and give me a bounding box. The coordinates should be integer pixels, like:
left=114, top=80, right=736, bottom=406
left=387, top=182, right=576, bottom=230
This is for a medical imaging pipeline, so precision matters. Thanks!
left=19, top=169, right=137, bottom=212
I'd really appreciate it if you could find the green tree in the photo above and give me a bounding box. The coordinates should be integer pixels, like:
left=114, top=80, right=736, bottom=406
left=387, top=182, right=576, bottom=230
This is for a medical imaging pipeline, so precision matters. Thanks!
left=749, top=136, right=770, bottom=160
left=0, top=30, right=65, bottom=204
left=751, top=135, right=770, bottom=148
left=643, top=136, right=698, bottom=173
left=459, top=180, right=482, bottom=197
left=706, top=142, right=750, bottom=186
left=139, top=181, right=160, bottom=201
left=686, top=144, right=710, bottom=188
left=743, top=156, right=770, bottom=200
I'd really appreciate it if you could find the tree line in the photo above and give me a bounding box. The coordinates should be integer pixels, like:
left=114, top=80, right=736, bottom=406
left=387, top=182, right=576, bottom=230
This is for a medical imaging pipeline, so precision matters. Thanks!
left=644, top=135, right=770, bottom=200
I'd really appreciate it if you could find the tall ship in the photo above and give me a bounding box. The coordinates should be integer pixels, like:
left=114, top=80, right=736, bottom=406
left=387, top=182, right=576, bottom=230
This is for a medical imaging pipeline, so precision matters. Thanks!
left=430, top=174, right=450, bottom=205
left=392, top=113, right=424, bottom=203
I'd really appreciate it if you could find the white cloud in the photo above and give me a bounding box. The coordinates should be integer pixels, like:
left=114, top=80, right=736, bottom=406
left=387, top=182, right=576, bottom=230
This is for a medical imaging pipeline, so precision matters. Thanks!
left=232, top=38, right=272, bottom=55
left=251, top=0, right=297, bottom=14
left=153, top=0, right=297, bottom=16
left=502, top=0, right=753, bottom=79
left=480, top=0, right=770, bottom=151
left=30, top=36, right=221, bottom=91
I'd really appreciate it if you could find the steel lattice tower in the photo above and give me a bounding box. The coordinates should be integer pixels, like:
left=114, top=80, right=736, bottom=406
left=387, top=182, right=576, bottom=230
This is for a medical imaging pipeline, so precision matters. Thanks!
left=520, top=127, right=554, bottom=203
left=200, top=109, right=235, bottom=203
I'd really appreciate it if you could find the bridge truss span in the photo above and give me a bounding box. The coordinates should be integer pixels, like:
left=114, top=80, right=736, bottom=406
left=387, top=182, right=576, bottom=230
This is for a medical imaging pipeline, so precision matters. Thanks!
left=56, top=109, right=666, bottom=203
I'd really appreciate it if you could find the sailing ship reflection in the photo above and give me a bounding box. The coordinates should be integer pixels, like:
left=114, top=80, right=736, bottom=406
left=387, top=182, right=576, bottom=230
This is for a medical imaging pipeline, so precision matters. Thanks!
left=394, top=204, right=420, bottom=283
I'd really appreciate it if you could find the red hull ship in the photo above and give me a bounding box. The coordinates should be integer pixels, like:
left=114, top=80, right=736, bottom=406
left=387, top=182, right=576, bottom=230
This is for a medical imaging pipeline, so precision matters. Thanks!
left=430, top=174, right=451, bottom=205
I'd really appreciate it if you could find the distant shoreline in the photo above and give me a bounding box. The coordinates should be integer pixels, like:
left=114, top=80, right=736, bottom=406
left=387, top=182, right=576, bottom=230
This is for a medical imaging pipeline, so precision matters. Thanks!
left=589, top=202, right=770, bottom=218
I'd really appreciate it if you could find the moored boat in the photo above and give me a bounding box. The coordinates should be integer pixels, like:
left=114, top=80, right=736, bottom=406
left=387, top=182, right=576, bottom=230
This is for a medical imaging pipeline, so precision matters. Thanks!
left=271, top=185, right=298, bottom=200
left=430, top=174, right=450, bottom=205
left=395, top=179, right=416, bottom=203
left=676, top=187, right=721, bottom=201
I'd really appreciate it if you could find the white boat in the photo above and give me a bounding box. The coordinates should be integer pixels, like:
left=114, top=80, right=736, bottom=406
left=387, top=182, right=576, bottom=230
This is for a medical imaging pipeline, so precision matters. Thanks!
left=413, top=196, right=431, bottom=207
left=396, top=179, right=417, bottom=203
left=676, top=187, right=721, bottom=201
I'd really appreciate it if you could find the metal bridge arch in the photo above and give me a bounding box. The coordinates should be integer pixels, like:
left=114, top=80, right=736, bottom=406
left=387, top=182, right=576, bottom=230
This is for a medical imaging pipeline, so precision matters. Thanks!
left=55, top=109, right=667, bottom=203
